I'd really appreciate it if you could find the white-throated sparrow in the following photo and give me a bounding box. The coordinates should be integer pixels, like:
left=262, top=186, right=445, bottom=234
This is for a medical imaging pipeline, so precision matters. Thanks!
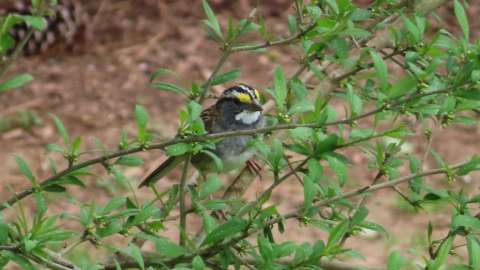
left=139, top=84, right=265, bottom=187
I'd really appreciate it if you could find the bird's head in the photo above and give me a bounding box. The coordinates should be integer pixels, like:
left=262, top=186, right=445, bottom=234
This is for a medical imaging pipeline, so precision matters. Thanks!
left=217, top=84, right=263, bottom=125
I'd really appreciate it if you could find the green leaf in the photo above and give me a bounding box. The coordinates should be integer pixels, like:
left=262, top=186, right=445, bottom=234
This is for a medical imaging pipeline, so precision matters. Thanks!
left=199, top=175, right=223, bottom=199
left=152, top=236, right=186, bottom=258
left=326, top=220, right=348, bottom=250
left=0, top=74, right=33, bottom=93
left=52, top=115, right=70, bottom=146
left=457, top=156, right=480, bottom=176
left=135, top=105, right=149, bottom=142
left=0, top=215, right=8, bottom=245
left=149, top=68, right=176, bottom=82
left=452, top=215, right=480, bottom=231
left=326, top=155, right=348, bottom=186
left=387, top=251, right=405, bottom=270
left=121, top=244, right=144, bottom=270
left=210, top=69, right=241, bottom=86
left=258, top=235, right=274, bottom=263
left=202, top=0, right=223, bottom=41
left=203, top=217, right=248, bottom=246
left=272, top=66, right=287, bottom=111
left=346, top=85, right=362, bottom=115
left=201, top=150, right=223, bottom=171
left=466, top=235, right=480, bottom=269
left=115, top=156, right=145, bottom=167
left=2, top=250, right=35, bottom=270
left=151, top=82, right=187, bottom=95
left=351, top=207, right=369, bottom=226
left=192, top=256, right=206, bottom=270
left=454, top=0, right=469, bottom=40
left=369, top=50, right=388, bottom=90
left=303, top=175, right=315, bottom=210
left=287, top=15, right=297, bottom=35
left=166, top=143, right=192, bottom=156
left=14, top=156, right=36, bottom=183
left=428, top=235, right=454, bottom=270
left=17, top=15, right=47, bottom=30
left=101, top=197, right=126, bottom=215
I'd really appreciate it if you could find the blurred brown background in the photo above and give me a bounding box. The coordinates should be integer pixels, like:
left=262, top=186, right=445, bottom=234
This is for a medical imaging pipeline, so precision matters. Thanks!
left=1, top=0, right=480, bottom=267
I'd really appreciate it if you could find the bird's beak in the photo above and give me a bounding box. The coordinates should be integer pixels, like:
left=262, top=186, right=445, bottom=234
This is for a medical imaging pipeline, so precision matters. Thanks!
left=249, top=101, right=263, bottom=112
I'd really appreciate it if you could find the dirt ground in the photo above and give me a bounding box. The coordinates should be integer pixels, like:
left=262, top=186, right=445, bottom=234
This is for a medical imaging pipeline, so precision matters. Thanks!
left=1, top=0, right=480, bottom=268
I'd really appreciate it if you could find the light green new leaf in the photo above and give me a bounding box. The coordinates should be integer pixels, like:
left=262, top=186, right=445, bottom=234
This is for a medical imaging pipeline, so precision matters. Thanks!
left=166, top=143, right=192, bottom=156
left=199, top=175, right=223, bottom=198
left=428, top=235, right=454, bottom=270
left=203, top=217, right=248, bottom=246
left=467, top=235, right=480, bottom=269
left=152, top=82, right=188, bottom=95
left=121, top=244, right=144, bottom=270
left=454, top=0, right=469, bottom=40
left=210, top=69, right=241, bottom=86
left=272, top=66, right=287, bottom=111
left=387, top=251, right=405, bottom=270
left=17, top=15, right=47, bottom=31
left=15, top=156, right=36, bottom=183
left=51, top=115, right=70, bottom=146
left=303, top=175, right=315, bottom=210
left=202, top=0, right=223, bottom=40
left=0, top=74, right=33, bottom=93
left=369, top=50, right=388, bottom=90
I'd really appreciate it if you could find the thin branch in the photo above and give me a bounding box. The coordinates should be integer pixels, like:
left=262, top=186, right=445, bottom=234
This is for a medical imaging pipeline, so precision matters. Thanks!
left=0, top=83, right=463, bottom=211
left=198, top=49, right=232, bottom=103
left=231, top=23, right=316, bottom=52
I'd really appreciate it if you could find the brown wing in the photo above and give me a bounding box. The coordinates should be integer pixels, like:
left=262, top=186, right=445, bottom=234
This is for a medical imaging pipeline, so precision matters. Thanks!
left=200, top=104, right=220, bottom=133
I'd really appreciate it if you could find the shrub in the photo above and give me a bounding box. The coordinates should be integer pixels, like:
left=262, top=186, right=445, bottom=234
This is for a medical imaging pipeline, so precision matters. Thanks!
left=2, top=0, right=480, bottom=269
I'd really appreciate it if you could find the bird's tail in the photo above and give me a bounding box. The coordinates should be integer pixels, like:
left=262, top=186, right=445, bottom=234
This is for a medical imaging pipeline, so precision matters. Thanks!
left=138, top=156, right=186, bottom=188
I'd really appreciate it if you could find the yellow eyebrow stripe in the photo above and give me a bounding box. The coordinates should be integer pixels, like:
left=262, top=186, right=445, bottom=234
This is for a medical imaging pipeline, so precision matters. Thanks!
left=236, top=93, right=252, bottom=103
left=254, top=89, right=260, bottom=100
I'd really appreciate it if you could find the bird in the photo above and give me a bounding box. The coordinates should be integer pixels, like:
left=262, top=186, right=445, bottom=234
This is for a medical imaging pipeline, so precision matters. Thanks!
left=139, top=84, right=265, bottom=188
left=0, top=0, right=85, bottom=56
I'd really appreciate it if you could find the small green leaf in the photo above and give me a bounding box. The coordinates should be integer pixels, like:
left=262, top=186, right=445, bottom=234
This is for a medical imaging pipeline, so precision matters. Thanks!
left=149, top=68, right=176, bottom=82
left=466, top=235, right=480, bottom=269
left=0, top=74, right=33, bottom=93
left=135, top=105, right=149, bottom=142
left=210, top=69, right=241, bottom=86
left=0, top=215, right=9, bottom=245
left=369, top=50, right=388, bottom=90
left=303, top=176, right=315, bottom=210
left=326, top=155, right=347, bottom=186
left=258, top=235, right=274, bottom=263
left=151, top=82, right=187, bottom=95
left=192, top=256, right=206, bottom=270
left=2, top=250, right=35, bottom=270
left=201, top=150, right=223, bottom=171
left=203, top=217, right=248, bottom=246
left=17, top=15, right=47, bottom=30
left=454, top=0, right=469, bottom=40
left=452, top=215, right=480, bottom=231
left=143, top=235, right=187, bottom=258
left=351, top=207, right=369, bottom=226
left=121, top=244, right=144, bottom=270
left=326, top=220, right=348, bottom=250
left=51, top=115, right=70, bottom=146
left=14, top=156, right=36, bottom=183
left=457, top=156, right=480, bottom=176
left=199, top=175, right=223, bottom=198
left=387, top=251, right=405, bottom=270
left=272, top=66, right=287, bottom=111
left=428, top=235, right=454, bottom=270
left=166, top=143, right=192, bottom=156
left=115, top=156, right=145, bottom=167
left=202, top=0, right=223, bottom=41
left=101, top=197, right=126, bottom=215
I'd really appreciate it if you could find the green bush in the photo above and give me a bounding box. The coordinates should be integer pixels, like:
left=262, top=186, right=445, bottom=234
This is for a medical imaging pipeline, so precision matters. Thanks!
left=2, top=0, right=480, bottom=269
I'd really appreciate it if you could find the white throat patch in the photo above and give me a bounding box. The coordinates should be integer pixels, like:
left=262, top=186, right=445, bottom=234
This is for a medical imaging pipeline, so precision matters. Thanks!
left=235, top=111, right=261, bottom=124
